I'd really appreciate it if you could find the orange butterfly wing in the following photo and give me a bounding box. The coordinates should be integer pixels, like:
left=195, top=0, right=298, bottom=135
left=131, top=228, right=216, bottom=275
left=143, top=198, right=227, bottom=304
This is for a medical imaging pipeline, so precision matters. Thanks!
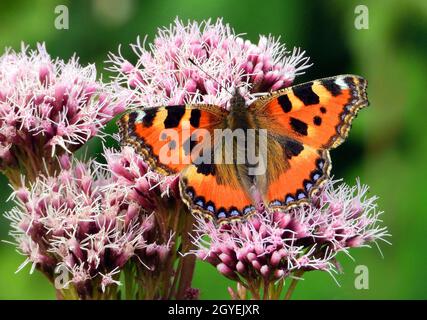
left=180, top=162, right=257, bottom=222
left=250, top=75, right=368, bottom=210
left=263, top=144, right=331, bottom=209
left=252, top=75, right=368, bottom=149
left=118, top=105, right=227, bottom=175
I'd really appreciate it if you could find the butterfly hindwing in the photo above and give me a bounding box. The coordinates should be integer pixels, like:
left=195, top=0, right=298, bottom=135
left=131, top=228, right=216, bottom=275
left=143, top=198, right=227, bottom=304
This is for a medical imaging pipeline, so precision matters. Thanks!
left=179, top=162, right=257, bottom=222
left=262, top=142, right=331, bottom=210
left=118, top=105, right=228, bottom=175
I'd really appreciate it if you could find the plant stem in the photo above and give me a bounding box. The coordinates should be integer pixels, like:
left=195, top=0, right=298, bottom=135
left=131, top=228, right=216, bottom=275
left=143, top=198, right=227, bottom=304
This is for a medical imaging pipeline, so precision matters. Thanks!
left=272, top=279, right=284, bottom=300
left=175, top=210, right=196, bottom=299
left=284, top=270, right=304, bottom=300
left=124, top=264, right=135, bottom=300
left=262, top=279, right=270, bottom=300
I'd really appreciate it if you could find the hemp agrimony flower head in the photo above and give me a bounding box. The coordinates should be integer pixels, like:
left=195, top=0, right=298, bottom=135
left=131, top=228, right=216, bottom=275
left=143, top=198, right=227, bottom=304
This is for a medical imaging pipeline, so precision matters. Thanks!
left=104, top=146, right=202, bottom=299
left=0, top=43, right=126, bottom=186
left=193, top=180, right=389, bottom=300
left=107, top=18, right=311, bottom=108
left=5, top=154, right=172, bottom=299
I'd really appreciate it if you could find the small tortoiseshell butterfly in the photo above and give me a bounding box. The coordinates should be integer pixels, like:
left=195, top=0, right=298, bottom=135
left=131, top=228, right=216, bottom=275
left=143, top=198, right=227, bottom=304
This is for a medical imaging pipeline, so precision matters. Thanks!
left=118, top=75, right=368, bottom=223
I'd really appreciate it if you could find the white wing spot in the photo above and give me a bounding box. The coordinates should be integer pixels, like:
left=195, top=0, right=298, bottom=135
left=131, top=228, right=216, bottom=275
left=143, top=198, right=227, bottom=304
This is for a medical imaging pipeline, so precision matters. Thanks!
left=335, top=76, right=349, bottom=89
left=135, top=110, right=146, bottom=122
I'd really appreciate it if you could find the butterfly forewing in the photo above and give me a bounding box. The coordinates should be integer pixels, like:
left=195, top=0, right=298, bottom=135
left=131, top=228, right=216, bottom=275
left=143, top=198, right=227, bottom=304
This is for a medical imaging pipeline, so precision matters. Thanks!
left=117, top=104, right=228, bottom=175
left=250, top=75, right=368, bottom=150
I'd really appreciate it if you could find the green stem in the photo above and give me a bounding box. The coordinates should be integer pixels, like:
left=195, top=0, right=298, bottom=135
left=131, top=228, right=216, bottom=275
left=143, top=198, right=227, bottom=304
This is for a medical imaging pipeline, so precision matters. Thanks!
left=175, top=211, right=196, bottom=299
left=272, top=278, right=284, bottom=300
left=262, top=279, right=270, bottom=300
left=124, top=264, right=135, bottom=300
left=284, top=270, right=304, bottom=300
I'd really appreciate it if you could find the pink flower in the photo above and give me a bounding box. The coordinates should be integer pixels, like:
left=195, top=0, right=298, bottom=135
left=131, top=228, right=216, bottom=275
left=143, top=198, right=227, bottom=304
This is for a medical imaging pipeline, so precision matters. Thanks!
left=0, top=43, right=126, bottom=184
left=193, top=180, right=389, bottom=299
left=4, top=154, right=172, bottom=299
left=107, top=18, right=311, bottom=109
left=103, top=146, right=179, bottom=208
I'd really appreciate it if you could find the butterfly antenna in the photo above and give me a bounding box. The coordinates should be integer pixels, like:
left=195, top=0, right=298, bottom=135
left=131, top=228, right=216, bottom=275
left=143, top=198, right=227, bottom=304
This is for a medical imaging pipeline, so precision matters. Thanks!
left=188, top=58, right=233, bottom=96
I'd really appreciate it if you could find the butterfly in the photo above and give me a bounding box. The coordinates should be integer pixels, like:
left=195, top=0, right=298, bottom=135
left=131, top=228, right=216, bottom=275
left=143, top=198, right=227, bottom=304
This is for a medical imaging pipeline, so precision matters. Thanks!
left=118, top=75, right=368, bottom=223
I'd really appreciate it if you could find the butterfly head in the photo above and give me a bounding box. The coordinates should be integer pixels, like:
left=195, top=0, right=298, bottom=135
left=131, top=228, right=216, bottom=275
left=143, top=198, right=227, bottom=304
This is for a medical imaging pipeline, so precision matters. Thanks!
left=229, top=89, right=246, bottom=111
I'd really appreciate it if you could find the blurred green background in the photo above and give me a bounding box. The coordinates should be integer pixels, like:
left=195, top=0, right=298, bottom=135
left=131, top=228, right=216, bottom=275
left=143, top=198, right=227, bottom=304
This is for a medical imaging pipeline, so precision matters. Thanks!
left=0, top=0, right=426, bottom=299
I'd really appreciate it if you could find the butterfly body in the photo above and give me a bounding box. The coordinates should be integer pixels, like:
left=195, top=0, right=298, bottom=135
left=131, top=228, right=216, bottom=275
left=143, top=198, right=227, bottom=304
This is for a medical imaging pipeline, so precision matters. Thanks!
left=118, top=75, right=368, bottom=223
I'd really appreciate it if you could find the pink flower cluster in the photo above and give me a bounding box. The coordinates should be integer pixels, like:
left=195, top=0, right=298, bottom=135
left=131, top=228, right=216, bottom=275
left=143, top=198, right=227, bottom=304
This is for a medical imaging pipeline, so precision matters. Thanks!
left=5, top=153, right=172, bottom=299
left=194, top=180, right=389, bottom=292
left=107, top=18, right=311, bottom=109
left=0, top=43, right=126, bottom=177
